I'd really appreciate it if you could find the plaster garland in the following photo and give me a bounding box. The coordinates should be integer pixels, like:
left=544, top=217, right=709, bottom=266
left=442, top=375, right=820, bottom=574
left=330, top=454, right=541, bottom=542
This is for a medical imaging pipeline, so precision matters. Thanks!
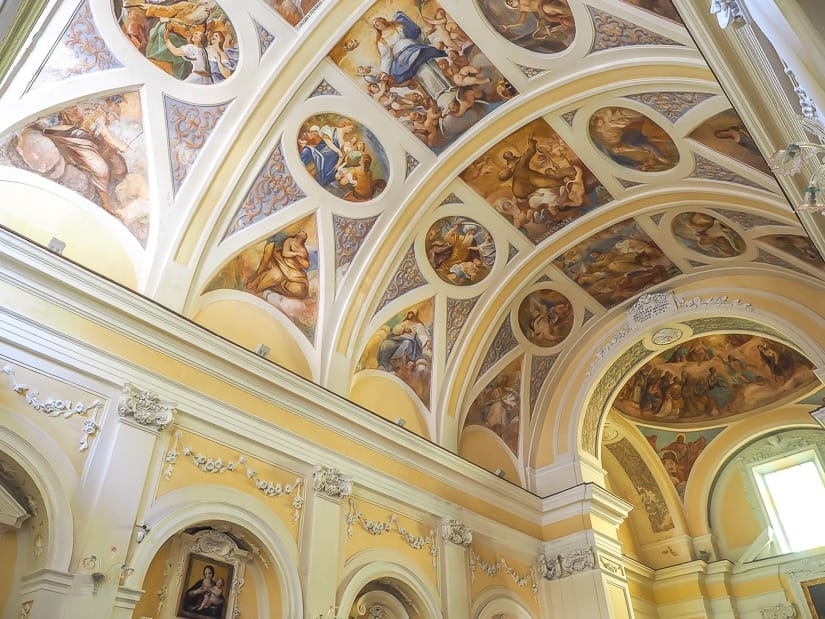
left=346, top=498, right=438, bottom=566
left=163, top=431, right=304, bottom=522
left=586, top=292, right=753, bottom=377
left=468, top=546, right=538, bottom=599
left=2, top=364, right=101, bottom=450
left=118, top=383, right=175, bottom=431
left=440, top=518, right=472, bottom=547
left=313, top=465, right=353, bottom=500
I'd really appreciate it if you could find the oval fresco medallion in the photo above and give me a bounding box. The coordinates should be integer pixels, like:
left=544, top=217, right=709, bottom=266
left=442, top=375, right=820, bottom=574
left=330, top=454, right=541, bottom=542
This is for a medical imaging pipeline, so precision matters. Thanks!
left=297, top=113, right=389, bottom=202
left=613, top=334, right=816, bottom=423
left=588, top=106, right=679, bottom=172
left=477, top=0, right=575, bottom=53
left=114, top=0, right=238, bottom=84
left=425, top=217, right=495, bottom=285
left=517, top=289, right=574, bottom=347
left=672, top=212, right=745, bottom=258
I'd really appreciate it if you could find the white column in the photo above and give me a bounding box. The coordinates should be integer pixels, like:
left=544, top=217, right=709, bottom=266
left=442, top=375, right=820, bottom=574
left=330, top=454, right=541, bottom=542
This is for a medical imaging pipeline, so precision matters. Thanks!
left=439, top=519, right=472, bottom=617
left=302, top=465, right=352, bottom=619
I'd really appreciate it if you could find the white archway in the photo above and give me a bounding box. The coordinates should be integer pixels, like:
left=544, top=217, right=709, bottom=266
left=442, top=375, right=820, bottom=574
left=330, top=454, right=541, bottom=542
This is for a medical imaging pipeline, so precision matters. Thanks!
left=471, top=587, right=535, bottom=619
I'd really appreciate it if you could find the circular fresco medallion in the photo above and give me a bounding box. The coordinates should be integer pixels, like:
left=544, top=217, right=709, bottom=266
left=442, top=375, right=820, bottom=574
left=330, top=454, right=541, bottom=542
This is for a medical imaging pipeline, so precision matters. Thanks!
left=517, top=289, right=574, bottom=347
left=425, top=217, right=495, bottom=285
left=114, top=0, right=239, bottom=84
left=672, top=212, right=745, bottom=258
left=297, top=113, right=389, bottom=202
left=588, top=106, right=679, bottom=172
left=477, top=0, right=575, bottom=54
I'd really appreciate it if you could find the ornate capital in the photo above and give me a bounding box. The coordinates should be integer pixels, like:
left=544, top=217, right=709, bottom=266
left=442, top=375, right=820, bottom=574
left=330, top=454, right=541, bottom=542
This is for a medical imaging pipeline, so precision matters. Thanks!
left=440, top=518, right=472, bottom=547
left=117, top=383, right=176, bottom=431
left=760, top=603, right=796, bottom=619
left=710, top=0, right=747, bottom=29
left=313, top=465, right=352, bottom=500
left=538, top=545, right=596, bottom=580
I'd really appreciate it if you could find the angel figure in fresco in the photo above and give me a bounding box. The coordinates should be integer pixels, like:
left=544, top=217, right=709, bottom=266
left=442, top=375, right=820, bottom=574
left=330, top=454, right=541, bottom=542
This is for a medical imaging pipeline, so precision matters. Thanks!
left=246, top=231, right=310, bottom=299
left=377, top=309, right=432, bottom=373
left=501, top=0, right=574, bottom=40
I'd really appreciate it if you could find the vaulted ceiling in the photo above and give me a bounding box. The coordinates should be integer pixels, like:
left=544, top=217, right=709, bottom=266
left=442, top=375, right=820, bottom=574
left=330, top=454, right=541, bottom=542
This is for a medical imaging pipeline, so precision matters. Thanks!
left=1, top=0, right=824, bottom=538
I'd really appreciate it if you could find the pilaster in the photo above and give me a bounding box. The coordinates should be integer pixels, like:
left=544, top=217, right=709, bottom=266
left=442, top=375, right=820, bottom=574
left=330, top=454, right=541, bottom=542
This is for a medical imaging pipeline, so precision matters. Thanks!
left=439, top=518, right=472, bottom=617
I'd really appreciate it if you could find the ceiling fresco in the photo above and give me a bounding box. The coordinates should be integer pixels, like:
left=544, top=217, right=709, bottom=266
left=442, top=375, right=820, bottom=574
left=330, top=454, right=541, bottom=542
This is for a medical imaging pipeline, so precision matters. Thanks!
left=1, top=0, right=824, bottom=512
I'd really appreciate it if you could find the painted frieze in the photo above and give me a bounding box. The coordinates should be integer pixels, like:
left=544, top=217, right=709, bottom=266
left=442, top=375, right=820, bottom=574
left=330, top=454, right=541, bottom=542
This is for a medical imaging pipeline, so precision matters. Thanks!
left=114, top=0, right=238, bottom=84
left=204, top=214, right=319, bottom=341
left=461, top=118, right=607, bottom=244
left=614, top=334, right=816, bottom=423
left=588, top=106, right=679, bottom=172
left=297, top=114, right=389, bottom=202
left=425, top=216, right=495, bottom=285
left=552, top=219, right=680, bottom=308
left=329, top=0, right=516, bottom=152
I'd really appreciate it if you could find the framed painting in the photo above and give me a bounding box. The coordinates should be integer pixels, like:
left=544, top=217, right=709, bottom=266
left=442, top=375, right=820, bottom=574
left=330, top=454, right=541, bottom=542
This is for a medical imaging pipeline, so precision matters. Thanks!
left=803, top=576, right=825, bottom=619
left=177, top=553, right=234, bottom=619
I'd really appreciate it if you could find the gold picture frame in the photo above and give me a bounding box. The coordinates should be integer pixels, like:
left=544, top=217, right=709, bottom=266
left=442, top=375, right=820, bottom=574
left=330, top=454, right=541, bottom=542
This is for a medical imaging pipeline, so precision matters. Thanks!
left=802, top=575, right=825, bottom=619
left=177, top=553, right=234, bottom=619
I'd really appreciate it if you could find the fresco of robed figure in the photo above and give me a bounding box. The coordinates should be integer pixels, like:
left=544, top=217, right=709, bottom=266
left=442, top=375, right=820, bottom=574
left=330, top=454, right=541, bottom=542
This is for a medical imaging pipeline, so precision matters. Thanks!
left=464, top=357, right=522, bottom=454
left=477, top=0, right=575, bottom=54
left=671, top=212, right=745, bottom=259
left=461, top=118, right=607, bottom=245
left=517, top=289, right=574, bottom=347
left=425, top=216, right=496, bottom=285
left=688, top=108, right=769, bottom=174
left=589, top=106, right=679, bottom=172
left=114, top=0, right=238, bottom=84
left=297, top=113, right=389, bottom=202
left=614, top=334, right=817, bottom=423
left=329, top=0, right=516, bottom=153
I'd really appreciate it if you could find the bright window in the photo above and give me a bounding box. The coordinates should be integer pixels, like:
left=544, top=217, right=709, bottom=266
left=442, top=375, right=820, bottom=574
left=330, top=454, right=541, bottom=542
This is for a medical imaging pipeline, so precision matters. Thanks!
left=754, top=451, right=825, bottom=553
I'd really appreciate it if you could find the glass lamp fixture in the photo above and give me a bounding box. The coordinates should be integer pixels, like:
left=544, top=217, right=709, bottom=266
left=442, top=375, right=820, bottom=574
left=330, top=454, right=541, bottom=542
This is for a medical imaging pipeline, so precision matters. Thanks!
left=770, top=116, right=825, bottom=214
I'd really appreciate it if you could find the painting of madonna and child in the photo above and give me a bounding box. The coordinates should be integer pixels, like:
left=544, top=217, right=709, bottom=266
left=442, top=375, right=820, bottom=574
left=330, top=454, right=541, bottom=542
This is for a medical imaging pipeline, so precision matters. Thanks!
left=203, top=216, right=319, bottom=341
left=357, top=299, right=433, bottom=408
left=177, top=555, right=233, bottom=619
left=614, top=334, right=817, bottom=423
left=113, top=0, right=238, bottom=84
left=329, top=0, right=517, bottom=153
left=297, top=114, right=389, bottom=202
left=461, top=118, right=609, bottom=245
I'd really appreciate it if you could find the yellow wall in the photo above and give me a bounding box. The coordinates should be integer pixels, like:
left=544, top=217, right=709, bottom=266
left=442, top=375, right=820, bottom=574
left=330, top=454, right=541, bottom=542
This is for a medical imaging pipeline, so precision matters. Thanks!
left=132, top=536, right=174, bottom=619
left=458, top=428, right=519, bottom=482
left=349, top=375, right=430, bottom=440
left=0, top=532, right=18, bottom=612
left=716, top=470, right=761, bottom=552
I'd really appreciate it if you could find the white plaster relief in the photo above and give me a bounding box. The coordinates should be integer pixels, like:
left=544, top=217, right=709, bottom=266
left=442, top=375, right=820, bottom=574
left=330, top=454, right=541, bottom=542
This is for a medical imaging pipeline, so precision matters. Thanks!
left=440, top=518, right=472, bottom=547
left=538, top=545, right=596, bottom=581
left=2, top=364, right=101, bottom=450
left=346, top=498, right=438, bottom=566
left=313, top=465, right=353, bottom=500
left=163, top=431, right=304, bottom=522
left=468, top=546, right=538, bottom=599
left=760, top=603, right=796, bottom=619
left=710, top=0, right=747, bottom=29
left=118, top=383, right=175, bottom=430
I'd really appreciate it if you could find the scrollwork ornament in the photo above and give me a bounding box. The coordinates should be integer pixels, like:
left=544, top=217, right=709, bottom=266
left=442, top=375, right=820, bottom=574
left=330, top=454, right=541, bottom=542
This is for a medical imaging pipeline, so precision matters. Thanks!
left=118, top=383, right=175, bottom=431
left=440, top=518, right=472, bottom=547
left=539, top=546, right=596, bottom=580
left=469, top=547, right=538, bottom=599
left=313, top=465, right=352, bottom=500
left=759, top=603, right=796, bottom=619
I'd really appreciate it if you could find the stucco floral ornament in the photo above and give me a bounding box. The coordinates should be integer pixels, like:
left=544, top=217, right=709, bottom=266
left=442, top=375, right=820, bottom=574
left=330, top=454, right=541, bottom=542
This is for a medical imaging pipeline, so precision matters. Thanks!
left=117, top=383, right=176, bottom=430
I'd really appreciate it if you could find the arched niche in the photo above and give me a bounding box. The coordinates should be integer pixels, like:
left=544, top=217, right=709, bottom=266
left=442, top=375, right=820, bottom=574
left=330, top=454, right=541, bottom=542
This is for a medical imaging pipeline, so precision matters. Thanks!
left=471, top=587, right=535, bottom=619
left=338, top=549, right=443, bottom=619
left=128, top=485, right=302, bottom=618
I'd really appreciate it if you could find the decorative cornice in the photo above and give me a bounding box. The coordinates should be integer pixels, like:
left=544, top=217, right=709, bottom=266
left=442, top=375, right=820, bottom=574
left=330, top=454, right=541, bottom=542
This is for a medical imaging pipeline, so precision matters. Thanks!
left=163, top=432, right=304, bottom=522
left=118, top=383, right=175, bottom=431
left=538, top=545, right=596, bottom=581
left=440, top=518, right=472, bottom=547
left=1, top=364, right=101, bottom=450
left=313, top=465, right=352, bottom=500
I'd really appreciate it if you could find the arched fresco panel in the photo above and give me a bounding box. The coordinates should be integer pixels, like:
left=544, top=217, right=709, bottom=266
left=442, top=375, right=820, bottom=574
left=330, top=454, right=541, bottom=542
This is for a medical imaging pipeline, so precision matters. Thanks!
left=0, top=91, right=149, bottom=246
left=614, top=334, right=817, bottom=423
left=465, top=357, right=522, bottom=455
left=204, top=214, right=319, bottom=342
left=297, top=114, right=389, bottom=202
left=113, top=0, right=238, bottom=84
left=760, top=235, right=825, bottom=271
left=358, top=299, right=434, bottom=408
